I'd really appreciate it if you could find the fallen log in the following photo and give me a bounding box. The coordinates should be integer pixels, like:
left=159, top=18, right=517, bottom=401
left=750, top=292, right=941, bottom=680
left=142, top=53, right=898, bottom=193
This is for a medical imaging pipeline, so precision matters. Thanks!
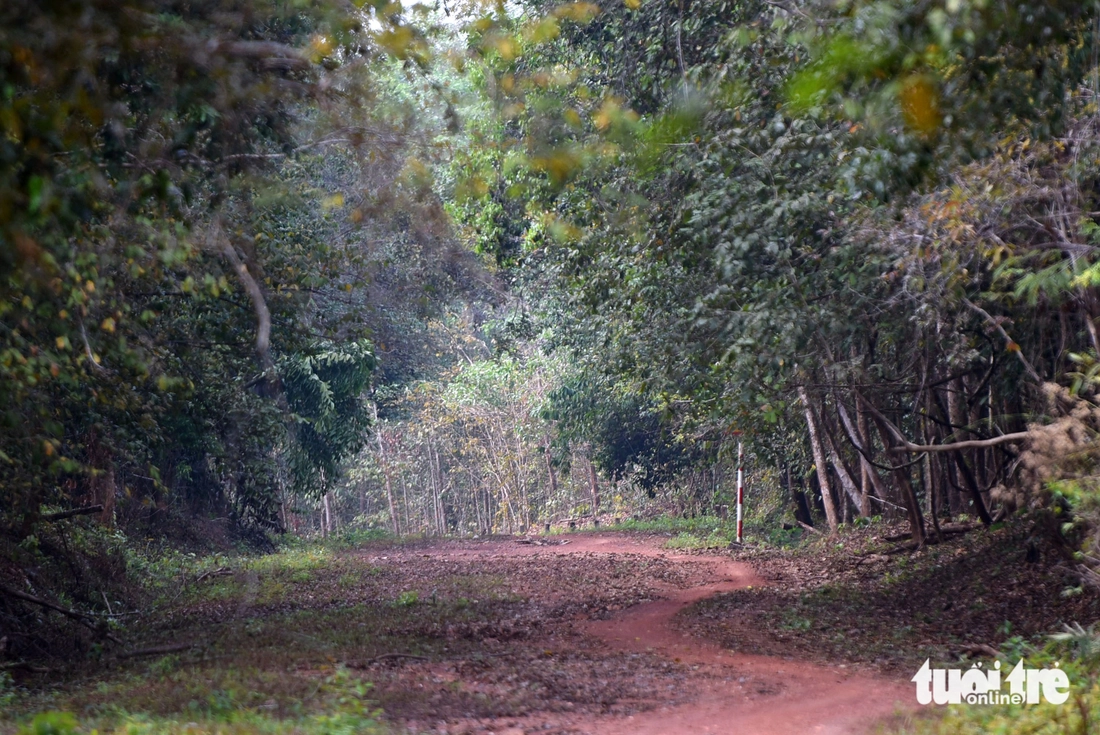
left=882, top=521, right=981, bottom=543
left=42, top=505, right=104, bottom=523
left=195, top=567, right=232, bottom=583
left=118, top=642, right=195, bottom=659
left=0, top=583, right=94, bottom=622
left=0, top=661, right=51, bottom=674
left=798, top=521, right=824, bottom=536
left=348, top=652, right=430, bottom=668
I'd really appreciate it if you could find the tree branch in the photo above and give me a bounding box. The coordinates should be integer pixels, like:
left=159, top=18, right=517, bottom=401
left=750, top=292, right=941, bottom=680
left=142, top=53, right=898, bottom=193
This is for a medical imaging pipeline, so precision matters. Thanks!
left=854, top=392, right=1030, bottom=454
left=214, top=220, right=273, bottom=375
left=0, top=583, right=93, bottom=623
left=963, top=298, right=1043, bottom=384
left=891, top=432, right=1032, bottom=453
left=0, top=584, right=123, bottom=643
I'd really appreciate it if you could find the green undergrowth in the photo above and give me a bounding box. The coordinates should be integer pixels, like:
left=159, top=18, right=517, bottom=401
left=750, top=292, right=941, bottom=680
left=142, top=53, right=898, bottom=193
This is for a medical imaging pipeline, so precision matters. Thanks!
left=894, top=627, right=1100, bottom=734
left=276, top=527, right=397, bottom=552
left=606, top=513, right=809, bottom=549
left=123, top=526, right=402, bottom=608
left=687, top=516, right=1100, bottom=674
left=0, top=530, right=520, bottom=734
left=5, top=668, right=384, bottom=735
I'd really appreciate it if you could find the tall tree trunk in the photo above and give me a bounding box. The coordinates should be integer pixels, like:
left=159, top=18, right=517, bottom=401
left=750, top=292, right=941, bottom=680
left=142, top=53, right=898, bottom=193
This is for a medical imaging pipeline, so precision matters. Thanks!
left=924, top=453, right=943, bottom=542
left=799, top=387, right=839, bottom=533
left=544, top=438, right=558, bottom=517
left=322, top=492, right=332, bottom=538
left=372, top=404, right=400, bottom=536
left=966, top=375, right=989, bottom=490
left=947, top=378, right=992, bottom=525
left=431, top=444, right=445, bottom=535
left=922, top=389, right=943, bottom=541
left=856, top=403, right=873, bottom=517
left=837, top=401, right=888, bottom=512
left=586, top=453, right=600, bottom=522
left=400, top=474, right=411, bottom=534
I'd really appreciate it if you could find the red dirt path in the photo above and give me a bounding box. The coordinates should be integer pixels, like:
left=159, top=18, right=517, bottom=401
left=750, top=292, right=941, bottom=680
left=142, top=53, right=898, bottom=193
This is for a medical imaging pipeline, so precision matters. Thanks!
left=392, top=533, right=913, bottom=735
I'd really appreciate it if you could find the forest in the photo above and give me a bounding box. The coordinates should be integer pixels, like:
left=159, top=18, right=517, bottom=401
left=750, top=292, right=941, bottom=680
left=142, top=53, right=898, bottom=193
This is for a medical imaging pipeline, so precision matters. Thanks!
left=4, top=0, right=1100, bottom=732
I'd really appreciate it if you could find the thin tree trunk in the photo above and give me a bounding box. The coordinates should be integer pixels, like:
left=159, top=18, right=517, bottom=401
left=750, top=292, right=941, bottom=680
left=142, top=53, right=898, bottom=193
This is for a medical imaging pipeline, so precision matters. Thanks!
left=586, top=454, right=600, bottom=522
left=949, top=445, right=993, bottom=525
left=799, top=387, right=839, bottom=533
left=400, top=474, right=411, bottom=534
left=856, top=403, right=873, bottom=517
left=837, top=401, right=888, bottom=510
left=863, top=404, right=926, bottom=545
left=544, top=437, right=558, bottom=517
left=947, top=378, right=992, bottom=525
left=372, top=404, right=400, bottom=536
left=322, top=493, right=332, bottom=538
left=924, top=453, right=943, bottom=542
left=923, top=389, right=943, bottom=542
left=823, top=417, right=863, bottom=513
left=431, top=444, right=445, bottom=535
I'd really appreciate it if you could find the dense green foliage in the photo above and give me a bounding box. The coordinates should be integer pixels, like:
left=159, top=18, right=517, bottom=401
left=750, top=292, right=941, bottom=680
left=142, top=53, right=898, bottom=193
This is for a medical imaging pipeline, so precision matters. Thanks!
left=453, top=0, right=1100, bottom=544
left=0, top=0, right=490, bottom=663
left=8, top=15, right=1100, bottom=735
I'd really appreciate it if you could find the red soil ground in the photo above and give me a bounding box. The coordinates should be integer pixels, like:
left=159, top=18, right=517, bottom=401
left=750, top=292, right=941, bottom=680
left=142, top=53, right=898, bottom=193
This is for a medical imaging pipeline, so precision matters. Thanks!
left=383, top=533, right=912, bottom=735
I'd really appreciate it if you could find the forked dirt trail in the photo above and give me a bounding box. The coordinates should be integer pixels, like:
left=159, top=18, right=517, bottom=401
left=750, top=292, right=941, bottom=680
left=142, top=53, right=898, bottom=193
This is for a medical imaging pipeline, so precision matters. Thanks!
left=390, top=533, right=912, bottom=735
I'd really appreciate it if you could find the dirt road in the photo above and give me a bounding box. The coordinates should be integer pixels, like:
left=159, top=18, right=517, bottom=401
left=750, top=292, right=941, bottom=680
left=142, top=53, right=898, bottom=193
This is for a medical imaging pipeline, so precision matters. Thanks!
left=379, top=533, right=912, bottom=735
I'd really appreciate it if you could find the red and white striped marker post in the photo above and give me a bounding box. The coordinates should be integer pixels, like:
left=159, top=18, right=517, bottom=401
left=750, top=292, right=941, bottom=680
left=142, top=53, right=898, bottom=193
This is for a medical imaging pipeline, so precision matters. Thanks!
left=736, top=440, right=744, bottom=544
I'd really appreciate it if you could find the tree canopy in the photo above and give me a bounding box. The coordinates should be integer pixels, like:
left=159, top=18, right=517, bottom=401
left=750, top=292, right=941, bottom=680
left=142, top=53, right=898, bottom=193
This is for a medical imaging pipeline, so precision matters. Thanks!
left=6, top=0, right=1100, bottom=683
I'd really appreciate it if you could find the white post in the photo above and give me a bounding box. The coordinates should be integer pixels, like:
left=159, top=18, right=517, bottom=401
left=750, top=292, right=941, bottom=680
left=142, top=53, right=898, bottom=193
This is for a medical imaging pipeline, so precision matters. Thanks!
left=736, top=441, right=744, bottom=544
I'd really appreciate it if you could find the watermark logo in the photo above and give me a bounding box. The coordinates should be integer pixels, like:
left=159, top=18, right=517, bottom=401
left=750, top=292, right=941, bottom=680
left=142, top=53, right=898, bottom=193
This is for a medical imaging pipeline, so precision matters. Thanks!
left=912, top=659, right=1070, bottom=705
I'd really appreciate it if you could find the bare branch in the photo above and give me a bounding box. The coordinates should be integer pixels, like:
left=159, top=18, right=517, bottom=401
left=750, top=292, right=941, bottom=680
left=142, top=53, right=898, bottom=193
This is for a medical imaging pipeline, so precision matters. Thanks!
left=855, top=392, right=1031, bottom=455
left=0, top=583, right=94, bottom=623
left=963, top=298, right=1044, bottom=384
left=892, top=432, right=1032, bottom=454
left=0, top=583, right=122, bottom=643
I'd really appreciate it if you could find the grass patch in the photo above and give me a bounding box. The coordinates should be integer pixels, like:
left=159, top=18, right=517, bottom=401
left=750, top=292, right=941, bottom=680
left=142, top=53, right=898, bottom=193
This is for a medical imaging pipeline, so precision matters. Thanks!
left=0, top=532, right=524, bottom=733
left=608, top=515, right=730, bottom=535
left=606, top=513, right=808, bottom=548
left=6, top=668, right=384, bottom=735
left=664, top=530, right=731, bottom=549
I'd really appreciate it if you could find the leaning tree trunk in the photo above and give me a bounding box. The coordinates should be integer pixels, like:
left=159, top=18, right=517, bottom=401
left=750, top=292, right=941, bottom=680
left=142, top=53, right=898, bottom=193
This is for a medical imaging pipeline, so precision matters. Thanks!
left=856, top=403, right=874, bottom=517
left=862, top=402, right=926, bottom=546
left=947, top=378, right=993, bottom=525
left=799, top=387, right=839, bottom=534
left=823, top=416, right=863, bottom=517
